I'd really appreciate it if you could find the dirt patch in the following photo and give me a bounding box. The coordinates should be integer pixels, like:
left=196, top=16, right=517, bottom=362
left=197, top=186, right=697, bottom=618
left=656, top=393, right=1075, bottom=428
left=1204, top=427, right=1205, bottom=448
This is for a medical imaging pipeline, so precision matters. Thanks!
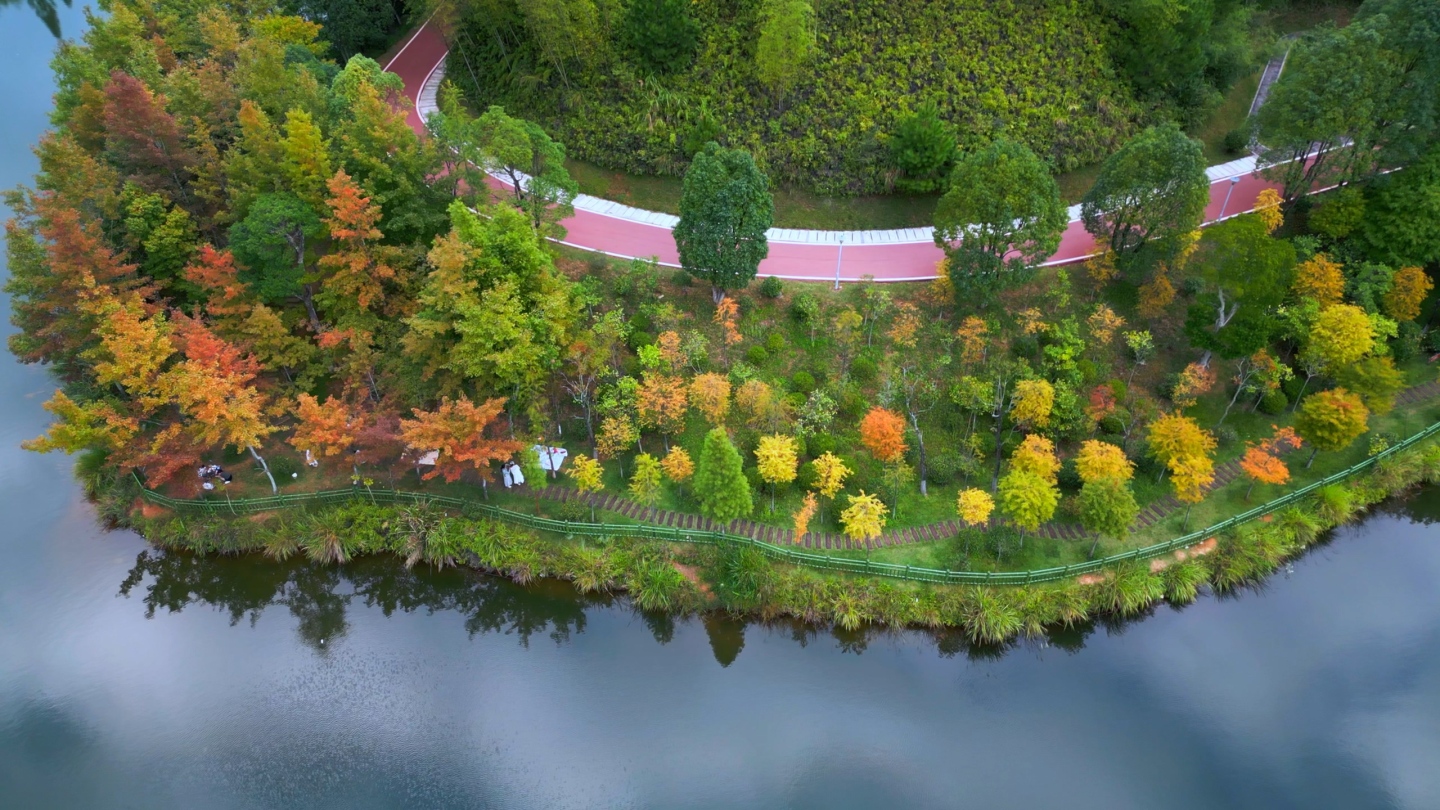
left=672, top=561, right=714, bottom=599
left=1077, top=572, right=1109, bottom=585
left=1149, top=537, right=1219, bottom=572
left=136, top=498, right=170, bottom=519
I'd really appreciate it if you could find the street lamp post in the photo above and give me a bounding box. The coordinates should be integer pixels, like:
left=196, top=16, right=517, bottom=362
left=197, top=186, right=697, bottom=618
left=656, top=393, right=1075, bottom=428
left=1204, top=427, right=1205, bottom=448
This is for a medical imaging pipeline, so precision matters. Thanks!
left=833, top=236, right=844, bottom=291
left=1218, top=176, right=1241, bottom=221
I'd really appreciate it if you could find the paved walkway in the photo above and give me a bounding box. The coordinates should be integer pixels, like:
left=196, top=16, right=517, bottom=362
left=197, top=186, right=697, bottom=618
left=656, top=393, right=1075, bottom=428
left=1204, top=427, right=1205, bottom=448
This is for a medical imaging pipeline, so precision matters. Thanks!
left=384, top=21, right=1288, bottom=283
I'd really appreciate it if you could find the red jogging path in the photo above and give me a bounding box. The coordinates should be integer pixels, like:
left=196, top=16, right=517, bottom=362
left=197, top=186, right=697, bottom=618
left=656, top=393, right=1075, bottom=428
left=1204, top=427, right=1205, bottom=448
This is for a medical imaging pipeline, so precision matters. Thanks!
left=384, top=21, right=1283, bottom=283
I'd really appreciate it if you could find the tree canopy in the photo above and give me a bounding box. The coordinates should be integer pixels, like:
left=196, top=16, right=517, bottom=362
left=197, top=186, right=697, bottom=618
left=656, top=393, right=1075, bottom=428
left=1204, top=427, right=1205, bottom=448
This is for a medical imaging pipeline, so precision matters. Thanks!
left=674, top=143, right=774, bottom=301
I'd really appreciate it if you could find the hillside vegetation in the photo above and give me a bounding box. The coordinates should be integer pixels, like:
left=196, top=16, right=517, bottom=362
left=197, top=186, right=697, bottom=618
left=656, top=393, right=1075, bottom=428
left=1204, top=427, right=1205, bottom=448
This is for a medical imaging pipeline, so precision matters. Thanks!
left=444, top=0, right=1217, bottom=195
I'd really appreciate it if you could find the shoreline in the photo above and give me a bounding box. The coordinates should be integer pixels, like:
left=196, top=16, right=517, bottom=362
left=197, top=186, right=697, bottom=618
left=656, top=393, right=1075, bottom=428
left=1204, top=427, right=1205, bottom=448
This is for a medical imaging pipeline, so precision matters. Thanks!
left=111, top=434, right=1440, bottom=645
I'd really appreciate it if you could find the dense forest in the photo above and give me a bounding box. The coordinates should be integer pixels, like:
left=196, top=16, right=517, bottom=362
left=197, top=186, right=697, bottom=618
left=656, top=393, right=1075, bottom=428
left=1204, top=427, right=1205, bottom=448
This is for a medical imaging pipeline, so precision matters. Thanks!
left=8, top=0, right=1440, bottom=576
left=436, top=0, right=1261, bottom=194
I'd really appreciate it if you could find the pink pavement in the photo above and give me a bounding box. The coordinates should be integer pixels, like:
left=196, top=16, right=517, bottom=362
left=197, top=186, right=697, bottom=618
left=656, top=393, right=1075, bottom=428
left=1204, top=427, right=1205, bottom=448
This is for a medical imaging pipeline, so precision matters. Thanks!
left=385, top=21, right=1285, bottom=283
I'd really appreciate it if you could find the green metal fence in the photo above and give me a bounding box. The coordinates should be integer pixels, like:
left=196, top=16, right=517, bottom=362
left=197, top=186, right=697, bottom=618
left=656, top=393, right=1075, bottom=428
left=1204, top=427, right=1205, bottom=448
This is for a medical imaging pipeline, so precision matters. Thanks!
left=140, top=419, right=1440, bottom=586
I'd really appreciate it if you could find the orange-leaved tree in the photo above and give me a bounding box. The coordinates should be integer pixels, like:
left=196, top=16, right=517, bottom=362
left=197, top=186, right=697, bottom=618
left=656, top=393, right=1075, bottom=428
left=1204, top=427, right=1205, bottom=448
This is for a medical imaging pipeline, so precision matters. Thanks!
left=859, top=406, right=907, bottom=462
left=399, top=396, right=522, bottom=483
left=317, top=169, right=397, bottom=321
left=289, top=394, right=360, bottom=463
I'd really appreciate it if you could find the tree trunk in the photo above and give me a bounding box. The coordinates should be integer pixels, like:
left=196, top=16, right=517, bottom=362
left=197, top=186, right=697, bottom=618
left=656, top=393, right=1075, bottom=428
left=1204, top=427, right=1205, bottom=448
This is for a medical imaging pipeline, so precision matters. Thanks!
left=910, top=413, right=929, bottom=496
left=248, top=446, right=278, bottom=493
left=1306, top=446, right=1319, bottom=468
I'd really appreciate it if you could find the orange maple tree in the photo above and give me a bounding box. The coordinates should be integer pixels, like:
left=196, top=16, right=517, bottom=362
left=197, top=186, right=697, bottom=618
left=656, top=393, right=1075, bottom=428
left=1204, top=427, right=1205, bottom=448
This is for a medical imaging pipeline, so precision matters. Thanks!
left=398, top=396, right=523, bottom=482
left=317, top=169, right=396, bottom=317
left=859, top=407, right=908, bottom=463
left=289, top=394, right=360, bottom=460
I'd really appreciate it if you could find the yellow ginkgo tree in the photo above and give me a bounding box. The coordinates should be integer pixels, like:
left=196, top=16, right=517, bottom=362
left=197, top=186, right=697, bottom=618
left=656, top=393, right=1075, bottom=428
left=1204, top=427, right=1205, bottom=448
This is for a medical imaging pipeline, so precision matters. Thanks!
left=840, top=490, right=887, bottom=558
left=754, top=434, right=798, bottom=512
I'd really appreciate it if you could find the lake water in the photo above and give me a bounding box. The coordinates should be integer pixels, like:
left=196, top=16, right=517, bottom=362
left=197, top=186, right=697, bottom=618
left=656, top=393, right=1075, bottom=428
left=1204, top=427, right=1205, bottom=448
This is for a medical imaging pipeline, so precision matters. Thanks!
left=3, top=5, right=1440, bottom=809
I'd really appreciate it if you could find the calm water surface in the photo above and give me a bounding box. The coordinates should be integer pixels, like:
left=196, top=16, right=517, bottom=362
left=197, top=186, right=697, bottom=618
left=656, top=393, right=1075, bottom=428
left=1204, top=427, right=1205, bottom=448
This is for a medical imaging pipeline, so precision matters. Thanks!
left=3, top=6, right=1440, bottom=809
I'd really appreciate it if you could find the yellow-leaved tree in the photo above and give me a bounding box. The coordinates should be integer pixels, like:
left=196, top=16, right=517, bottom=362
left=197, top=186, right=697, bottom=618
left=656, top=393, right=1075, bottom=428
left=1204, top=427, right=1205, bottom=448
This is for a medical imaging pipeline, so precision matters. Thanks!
left=810, top=451, right=850, bottom=522
left=660, top=446, right=694, bottom=497
left=1075, top=439, right=1134, bottom=483
left=1291, top=253, right=1346, bottom=308
left=689, top=372, right=732, bottom=425
left=754, top=434, right=798, bottom=512
left=840, top=490, right=887, bottom=555
left=1010, top=378, right=1054, bottom=430
left=566, top=454, right=605, bottom=521
left=1169, top=453, right=1214, bottom=528
left=1010, top=434, right=1060, bottom=484
left=1383, top=266, right=1433, bottom=323
left=956, top=488, right=995, bottom=527
left=793, top=491, right=818, bottom=544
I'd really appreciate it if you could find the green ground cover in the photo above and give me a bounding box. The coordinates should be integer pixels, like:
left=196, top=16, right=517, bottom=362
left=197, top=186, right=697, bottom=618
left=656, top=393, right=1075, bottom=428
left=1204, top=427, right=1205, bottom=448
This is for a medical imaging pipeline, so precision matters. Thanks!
left=567, top=70, right=1265, bottom=230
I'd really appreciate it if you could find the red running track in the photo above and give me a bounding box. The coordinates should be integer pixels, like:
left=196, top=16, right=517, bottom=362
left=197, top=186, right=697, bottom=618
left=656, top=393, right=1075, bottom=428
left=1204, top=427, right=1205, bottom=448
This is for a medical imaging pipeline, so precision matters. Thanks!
left=384, top=22, right=1284, bottom=283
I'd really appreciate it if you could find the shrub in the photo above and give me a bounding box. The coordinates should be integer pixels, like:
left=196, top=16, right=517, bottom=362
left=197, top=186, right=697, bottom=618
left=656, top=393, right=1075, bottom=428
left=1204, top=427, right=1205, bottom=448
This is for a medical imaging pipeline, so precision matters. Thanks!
left=808, top=433, right=837, bottom=457
left=1214, top=426, right=1239, bottom=447
left=790, top=370, right=816, bottom=394
left=765, top=331, right=786, bottom=353
left=1392, top=321, right=1421, bottom=363
left=269, top=455, right=301, bottom=481
left=790, top=292, right=820, bottom=323
left=1222, top=126, right=1249, bottom=155
left=850, top=355, right=878, bottom=382
left=758, top=275, right=784, bottom=299
left=746, top=345, right=770, bottom=365
left=670, top=268, right=693, bottom=287
left=627, top=331, right=655, bottom=350
left=889, top=100, right=955, bottom=193
left=1258, top=389, right=1288, bottom=415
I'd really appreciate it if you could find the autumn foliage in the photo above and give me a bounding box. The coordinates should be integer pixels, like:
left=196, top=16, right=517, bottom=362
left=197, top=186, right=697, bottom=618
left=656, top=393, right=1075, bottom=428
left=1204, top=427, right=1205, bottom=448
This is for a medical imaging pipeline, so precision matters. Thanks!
left=398, top=396, right=522, bottom=482
left=858, top=407, right=908, bottom=462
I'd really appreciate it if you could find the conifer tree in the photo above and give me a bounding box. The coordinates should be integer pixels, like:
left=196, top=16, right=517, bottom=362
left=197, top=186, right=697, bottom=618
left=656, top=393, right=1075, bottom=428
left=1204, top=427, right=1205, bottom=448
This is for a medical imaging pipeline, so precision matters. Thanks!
left=694, top=427, right=752, bottom=523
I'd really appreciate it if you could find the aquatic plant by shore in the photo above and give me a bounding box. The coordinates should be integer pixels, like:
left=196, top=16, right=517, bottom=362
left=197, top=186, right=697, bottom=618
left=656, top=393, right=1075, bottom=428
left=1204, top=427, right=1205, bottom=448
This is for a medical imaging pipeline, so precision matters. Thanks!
left=109, top=440, right=1440, bottom=646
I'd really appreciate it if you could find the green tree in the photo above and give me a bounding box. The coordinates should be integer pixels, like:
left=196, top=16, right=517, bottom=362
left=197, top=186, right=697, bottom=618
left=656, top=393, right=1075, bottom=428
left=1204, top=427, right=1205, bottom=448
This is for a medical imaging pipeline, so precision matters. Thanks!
left=1081, top=123, right=1209, bottom=258
left=675, top=142, right=774, bottom=302
left=629, top=452, right=663, bottom=506
left=693, top=426, right=752, bottom=523
left=1100, top=0, right=1254, bottom=116
left=227, top=192, right=325, bottom=332
left=622, top=0, right=699, bottom=74
left=934, top=138, right=1066, bottom=306
left=755, top=0, right=814, bottom=99
left=1333, top=356, right=1405, bottom=415
left=1078, top=477, right=1140, bottom=558
left=889, top=101, right=955, bottom=193
left=1358, top=141, right=1440, bottom=268
left=1295, top=387, right=1369, bottom=467
left=472, top=105, right=578, bottom=239
left=1185, top=213, right=1296, bottom=359
left=998, top=468, right=1058, bottom=541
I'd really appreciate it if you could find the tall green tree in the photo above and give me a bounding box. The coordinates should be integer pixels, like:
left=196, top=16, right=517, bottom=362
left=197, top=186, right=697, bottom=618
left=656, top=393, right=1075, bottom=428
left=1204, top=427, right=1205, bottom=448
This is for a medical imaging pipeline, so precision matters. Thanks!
left=1357, top=140, right=1440, bottom=268
left=933, top=139, right=1066, bottom=306
left=888, top=101, right=956, bottom=193
left=622, top=0, right=699, bottom=74
left=675, top=142, right=774, bottom=302
left=1184, top=213, right=1295, bottom=360
left=1100, top=0, right=1254, bottom=117
left=1081, top=123, right=1209, bottom=259
left=227, top=192, right=325, bottom=332
left=693, top=426, right=752, bottom=523
left=755, top=0, right=814, bottom=99
left=1078, top=477, right=1140, bottom=558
